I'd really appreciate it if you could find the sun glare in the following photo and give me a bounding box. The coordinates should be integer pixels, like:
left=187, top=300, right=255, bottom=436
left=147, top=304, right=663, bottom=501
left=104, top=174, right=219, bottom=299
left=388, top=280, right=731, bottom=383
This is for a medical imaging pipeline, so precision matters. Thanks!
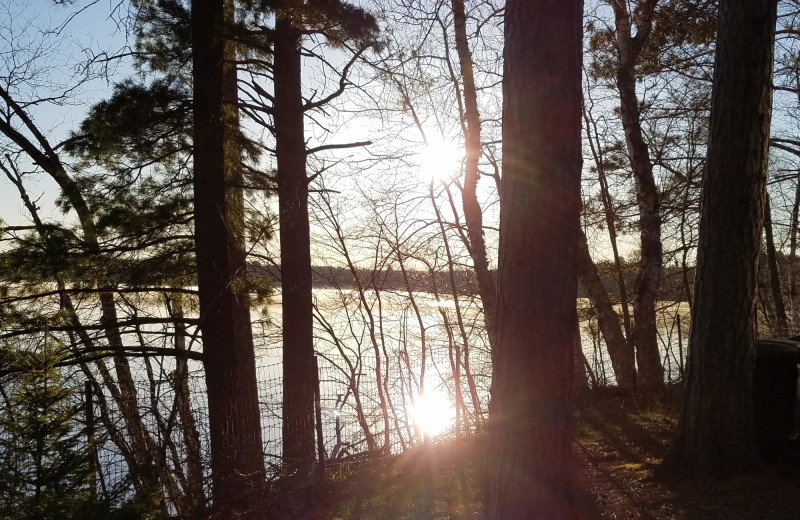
left=417, top=135, right=463, bottom=183
left=410, top=386, right=455, bottom=437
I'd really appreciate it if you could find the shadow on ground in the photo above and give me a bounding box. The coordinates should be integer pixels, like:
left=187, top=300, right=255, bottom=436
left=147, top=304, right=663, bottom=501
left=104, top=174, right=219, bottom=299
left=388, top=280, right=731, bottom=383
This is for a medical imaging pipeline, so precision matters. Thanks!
left=315, top=388, right=800, bottom=519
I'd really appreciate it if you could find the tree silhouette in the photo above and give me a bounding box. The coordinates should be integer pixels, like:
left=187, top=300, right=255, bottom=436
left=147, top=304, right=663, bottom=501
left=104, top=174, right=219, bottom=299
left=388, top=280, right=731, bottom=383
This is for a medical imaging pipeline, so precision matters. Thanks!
left=485, top=0, right=583, bottom=517
left=663, top=0, right=778, bottom=476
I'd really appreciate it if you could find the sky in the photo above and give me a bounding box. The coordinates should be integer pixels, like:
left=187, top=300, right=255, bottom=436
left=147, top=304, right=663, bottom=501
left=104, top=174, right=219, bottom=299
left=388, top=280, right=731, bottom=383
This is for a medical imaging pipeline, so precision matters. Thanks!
left=0, top=0, right=479, bottom=254
left=0, top=0, right=132, bottom=226
left=0, top=0, right=657, bottom=270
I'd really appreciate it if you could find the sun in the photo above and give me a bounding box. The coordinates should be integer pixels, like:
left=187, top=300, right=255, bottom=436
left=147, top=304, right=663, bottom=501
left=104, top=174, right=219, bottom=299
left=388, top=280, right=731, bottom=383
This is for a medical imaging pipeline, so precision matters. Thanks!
left=417, top=134, right=463, bottom=183
left=409, top=386, right=455, bottom=438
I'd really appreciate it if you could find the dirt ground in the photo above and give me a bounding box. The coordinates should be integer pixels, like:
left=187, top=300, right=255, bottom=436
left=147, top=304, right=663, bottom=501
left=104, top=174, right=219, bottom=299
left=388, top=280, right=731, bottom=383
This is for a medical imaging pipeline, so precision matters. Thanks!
left=574, top=389, right=800, bottom=519
left=318, top=389, right=800, bottom=519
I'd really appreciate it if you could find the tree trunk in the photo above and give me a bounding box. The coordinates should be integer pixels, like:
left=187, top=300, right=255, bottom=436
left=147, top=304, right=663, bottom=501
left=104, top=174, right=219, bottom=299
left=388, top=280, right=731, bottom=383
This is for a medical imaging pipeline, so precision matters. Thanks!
left=168, top=294, right=205, bottom=517
left=1, top=85, right=171, bottom=500
left=317, top=193, right=381, bottom=452
left=451, top=0, right=497, bottom=349
left=611, top=0, right=665, bottom=389
left=274, top=10, right=318, bottom=474
left=583, top=95, right=635, bottom=345
left=662, top=0, right=776, bottom=476
left=577, top=230, right=636, bottom=390
left=431, top=183, right=482, bottom=428
left=764, top=193, right=789, bottom=336
left=191, top=0, right=266, bottom=514
left=485, top=0, right=582, bottom=517
left=573, top=304, right=592, bottom=394
left=789, top=173, right=800, bottom=326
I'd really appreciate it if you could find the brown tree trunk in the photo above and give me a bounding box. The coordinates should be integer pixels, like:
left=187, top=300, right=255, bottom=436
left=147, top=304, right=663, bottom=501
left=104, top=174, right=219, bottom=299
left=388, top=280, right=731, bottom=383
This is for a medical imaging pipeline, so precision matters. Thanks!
left=274, top=10, right=318, bottom=474
left=764, top=193, right=789, bottom=336
left=191, top=0, right=266, bottom=514
left=662, top=0, right=776, bottom=475
left=573, top=306, right=592, bottom=394
left=485, top=0, right=582, bottom=516
left=583, top=92, right=635, bottom=345
left=451, top=0, right=497, bottom=349
left=168, top=294, right=205, bottom=517
left=431, top=183, right=482, bottom=428
left=789, top=173, right=800, bottom=326
left=0, top=82, right=173, bottom=499
left=610, top=0, right=665, bottom=389
left=577, top=230, right=636, bottom=390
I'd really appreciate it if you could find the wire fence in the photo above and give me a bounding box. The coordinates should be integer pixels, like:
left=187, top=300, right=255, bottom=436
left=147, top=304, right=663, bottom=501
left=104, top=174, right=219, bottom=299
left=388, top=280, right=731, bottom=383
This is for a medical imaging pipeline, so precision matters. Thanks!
left=85, top=304, right=691, bottom=510
left=0, top=291, right=691, bottom=514
left=86, top=344, right=492, bottom=511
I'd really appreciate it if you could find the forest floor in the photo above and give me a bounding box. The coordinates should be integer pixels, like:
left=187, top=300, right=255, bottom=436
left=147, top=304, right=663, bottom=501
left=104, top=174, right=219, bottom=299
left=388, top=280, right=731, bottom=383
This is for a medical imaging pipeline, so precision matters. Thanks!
left=319, top=387, right=800, bottom=519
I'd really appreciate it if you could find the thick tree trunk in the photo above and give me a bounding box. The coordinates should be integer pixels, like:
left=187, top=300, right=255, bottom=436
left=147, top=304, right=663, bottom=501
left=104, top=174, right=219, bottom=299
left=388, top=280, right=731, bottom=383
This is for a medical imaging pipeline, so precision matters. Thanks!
left=577, top=230, right=636, bottom=390
left=274, top=12, right=318, bottom=474
left=191, top=0, right=266, bottom=514
left=611, top=0, right=664, bottom=389
left=451, top=0, right=497, bottom=349
left=485, top=0, right=582, bottom=517
left=662, top=0, right=776, bottom=475
left=764, top=194, right=789, bottom=336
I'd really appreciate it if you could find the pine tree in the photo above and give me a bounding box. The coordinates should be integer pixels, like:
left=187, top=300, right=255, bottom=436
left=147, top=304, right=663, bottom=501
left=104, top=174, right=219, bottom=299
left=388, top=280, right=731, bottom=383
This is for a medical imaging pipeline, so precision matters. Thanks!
left=485, top=0, right=582, bottom=516
left=0, top=336, right=93, bottom=520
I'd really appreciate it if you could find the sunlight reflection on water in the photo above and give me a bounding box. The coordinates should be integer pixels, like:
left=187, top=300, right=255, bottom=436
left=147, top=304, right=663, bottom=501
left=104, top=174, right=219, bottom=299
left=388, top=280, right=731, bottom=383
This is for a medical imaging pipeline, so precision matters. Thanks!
left=409, top=386, right=456, bottom=437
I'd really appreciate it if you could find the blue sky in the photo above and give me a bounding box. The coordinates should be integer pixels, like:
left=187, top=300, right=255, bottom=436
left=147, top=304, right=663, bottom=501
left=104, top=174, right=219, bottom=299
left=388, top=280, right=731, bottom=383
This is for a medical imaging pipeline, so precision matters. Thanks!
left=0, top=0, right=132, bottom=225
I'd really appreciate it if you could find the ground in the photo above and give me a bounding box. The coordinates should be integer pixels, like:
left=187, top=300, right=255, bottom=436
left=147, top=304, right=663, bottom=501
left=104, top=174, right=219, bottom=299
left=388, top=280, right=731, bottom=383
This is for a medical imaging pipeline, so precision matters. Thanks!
left=317, top=387, right=800, bottom=519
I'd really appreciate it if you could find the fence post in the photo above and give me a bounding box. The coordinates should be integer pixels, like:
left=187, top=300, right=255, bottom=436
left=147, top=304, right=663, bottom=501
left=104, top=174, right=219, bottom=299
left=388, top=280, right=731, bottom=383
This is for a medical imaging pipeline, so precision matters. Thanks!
left=312, top=355, right=325, bottom=480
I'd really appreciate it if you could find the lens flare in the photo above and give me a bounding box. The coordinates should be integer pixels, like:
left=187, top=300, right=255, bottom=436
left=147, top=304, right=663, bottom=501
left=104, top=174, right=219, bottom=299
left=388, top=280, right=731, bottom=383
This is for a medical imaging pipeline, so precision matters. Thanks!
left=410, top=386, right=454, bottom=437
left=417, top=135, right=462, bottom=183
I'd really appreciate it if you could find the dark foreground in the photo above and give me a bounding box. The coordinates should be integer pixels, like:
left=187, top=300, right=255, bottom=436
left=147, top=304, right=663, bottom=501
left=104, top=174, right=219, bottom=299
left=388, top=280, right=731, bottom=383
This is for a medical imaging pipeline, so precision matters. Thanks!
left=315, top=389, right=800, bottom=519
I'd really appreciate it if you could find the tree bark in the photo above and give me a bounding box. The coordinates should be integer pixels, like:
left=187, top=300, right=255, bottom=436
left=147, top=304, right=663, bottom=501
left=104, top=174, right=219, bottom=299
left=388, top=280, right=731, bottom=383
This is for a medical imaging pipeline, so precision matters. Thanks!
left=577, top=230, right=636, bottom=390
left=662, top=0, right=776, bottom=476
left=610, top=0, right=665, bottom=389
left=274, top=9, right=318, bottom=474
left=191, top=0, right=266, bottom=514
left=451, top=0, right=497, bottom=349
left=485, top=0, right=582, bottom=517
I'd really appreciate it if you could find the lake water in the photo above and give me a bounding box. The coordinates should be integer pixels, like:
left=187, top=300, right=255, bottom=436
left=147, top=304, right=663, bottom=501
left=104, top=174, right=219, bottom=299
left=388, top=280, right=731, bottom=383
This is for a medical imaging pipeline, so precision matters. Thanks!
left=252, top=290, right=688, bottom=458
left=81, top=287, right=688, bottom=486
